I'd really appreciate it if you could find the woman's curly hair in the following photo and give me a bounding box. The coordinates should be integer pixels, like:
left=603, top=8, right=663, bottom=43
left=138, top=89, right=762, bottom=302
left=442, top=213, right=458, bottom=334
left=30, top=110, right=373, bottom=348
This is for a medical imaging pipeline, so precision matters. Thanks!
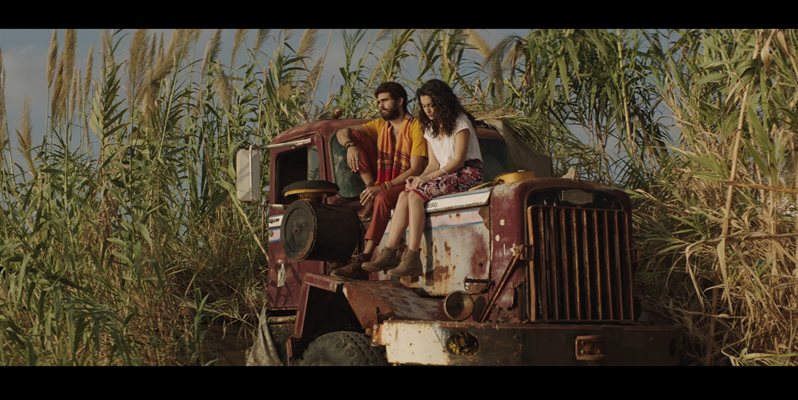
left=416, top=79, right=475, bottom=138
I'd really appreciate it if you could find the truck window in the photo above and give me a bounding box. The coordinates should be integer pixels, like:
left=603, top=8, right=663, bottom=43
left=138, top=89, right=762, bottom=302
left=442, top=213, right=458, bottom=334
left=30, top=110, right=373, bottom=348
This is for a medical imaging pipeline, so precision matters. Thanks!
left=329, top=136, right=366, bottom=198
left=274, top=146, right=319, bottom=204
left=478, top=138, right=515, bottom=181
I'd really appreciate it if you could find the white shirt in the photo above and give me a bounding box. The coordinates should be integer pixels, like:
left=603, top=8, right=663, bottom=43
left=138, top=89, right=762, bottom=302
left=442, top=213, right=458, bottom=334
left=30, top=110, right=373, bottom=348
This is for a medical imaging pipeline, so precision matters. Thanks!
left=423, top=113, right=482, bottom=168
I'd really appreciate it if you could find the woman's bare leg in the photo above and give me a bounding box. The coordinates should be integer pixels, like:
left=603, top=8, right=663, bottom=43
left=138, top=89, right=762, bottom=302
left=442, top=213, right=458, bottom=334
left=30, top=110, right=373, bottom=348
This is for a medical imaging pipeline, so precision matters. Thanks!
left=383, top=191, right=410, bottom=248
left=406, top=193, right=426, bottom=251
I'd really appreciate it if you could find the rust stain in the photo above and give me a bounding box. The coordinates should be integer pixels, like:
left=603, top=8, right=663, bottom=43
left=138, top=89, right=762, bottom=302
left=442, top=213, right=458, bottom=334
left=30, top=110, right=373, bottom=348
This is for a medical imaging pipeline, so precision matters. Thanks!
left=343, top=279, right=447, bottom=330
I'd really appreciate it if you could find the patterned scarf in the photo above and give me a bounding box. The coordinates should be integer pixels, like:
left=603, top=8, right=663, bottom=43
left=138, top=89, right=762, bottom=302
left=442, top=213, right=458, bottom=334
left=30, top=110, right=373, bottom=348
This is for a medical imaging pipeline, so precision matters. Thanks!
left=376, top=116, right=415, bottom=184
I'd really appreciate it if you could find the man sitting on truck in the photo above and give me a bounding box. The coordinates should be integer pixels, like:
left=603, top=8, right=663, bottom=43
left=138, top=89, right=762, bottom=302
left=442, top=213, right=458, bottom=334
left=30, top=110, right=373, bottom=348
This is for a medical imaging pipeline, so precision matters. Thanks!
left=331, top=81, right=428, bottom=280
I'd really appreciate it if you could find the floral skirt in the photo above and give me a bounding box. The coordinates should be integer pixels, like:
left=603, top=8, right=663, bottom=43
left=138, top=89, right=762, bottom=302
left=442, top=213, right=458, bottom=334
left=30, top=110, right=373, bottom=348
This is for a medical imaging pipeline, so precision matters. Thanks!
left=410, top=159, right=484, bottom=202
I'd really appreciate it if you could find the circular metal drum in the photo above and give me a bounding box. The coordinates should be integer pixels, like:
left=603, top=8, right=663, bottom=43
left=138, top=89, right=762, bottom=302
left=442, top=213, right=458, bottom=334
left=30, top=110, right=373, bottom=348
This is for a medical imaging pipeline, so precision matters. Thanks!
left=280, top=200, right=360, bottom=262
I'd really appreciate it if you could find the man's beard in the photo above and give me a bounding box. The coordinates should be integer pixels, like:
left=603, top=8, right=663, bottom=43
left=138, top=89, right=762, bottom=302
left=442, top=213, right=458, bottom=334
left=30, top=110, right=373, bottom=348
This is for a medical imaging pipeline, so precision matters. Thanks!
left=380, top=106, right=400, bottom=121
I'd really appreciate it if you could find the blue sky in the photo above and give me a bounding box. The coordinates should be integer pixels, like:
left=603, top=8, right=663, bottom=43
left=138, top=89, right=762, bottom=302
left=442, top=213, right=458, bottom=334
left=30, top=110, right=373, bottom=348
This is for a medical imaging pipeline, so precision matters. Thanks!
left=0, top=29, right=527, bottom=152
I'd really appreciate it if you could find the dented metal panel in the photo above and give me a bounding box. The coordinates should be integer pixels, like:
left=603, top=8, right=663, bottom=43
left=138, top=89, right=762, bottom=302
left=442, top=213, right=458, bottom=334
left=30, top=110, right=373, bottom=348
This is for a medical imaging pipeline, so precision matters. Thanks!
left=399, top=207, right=492, bottom=296
left=485, top=182, right=529, bottom=315
left=374, top=320, right=681, bottom=366
left=342, top=279, right=447, bottom=331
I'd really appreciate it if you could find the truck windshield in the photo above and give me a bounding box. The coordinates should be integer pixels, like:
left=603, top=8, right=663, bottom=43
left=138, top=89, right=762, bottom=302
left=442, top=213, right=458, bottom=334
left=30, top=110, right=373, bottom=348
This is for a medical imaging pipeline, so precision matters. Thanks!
left=329, top=136, right=366, bottom=198
left=478, top=138, right=515, bottom=181
left=274, top=145, right=319, bottom=203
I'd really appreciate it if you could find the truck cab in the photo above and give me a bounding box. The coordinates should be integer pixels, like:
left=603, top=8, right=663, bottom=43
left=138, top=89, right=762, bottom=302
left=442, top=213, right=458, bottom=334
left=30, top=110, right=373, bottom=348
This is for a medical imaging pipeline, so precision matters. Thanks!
left=243, top=117, right=680, bottom=366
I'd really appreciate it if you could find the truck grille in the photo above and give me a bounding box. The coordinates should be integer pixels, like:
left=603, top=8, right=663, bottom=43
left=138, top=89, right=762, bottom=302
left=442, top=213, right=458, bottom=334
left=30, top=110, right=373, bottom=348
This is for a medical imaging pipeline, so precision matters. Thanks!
left=526, top=205, right=635, bottom=322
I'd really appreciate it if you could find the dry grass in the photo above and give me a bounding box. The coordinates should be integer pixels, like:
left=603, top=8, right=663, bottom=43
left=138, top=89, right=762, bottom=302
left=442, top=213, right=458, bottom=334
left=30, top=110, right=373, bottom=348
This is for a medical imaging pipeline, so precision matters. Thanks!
left=16, top=97, right=33, bottom=174
left=0, top=49, right=7, bottom=170
left=47, top=30, right=58, bottom=90
left=2, top=28, right=797, bottom=365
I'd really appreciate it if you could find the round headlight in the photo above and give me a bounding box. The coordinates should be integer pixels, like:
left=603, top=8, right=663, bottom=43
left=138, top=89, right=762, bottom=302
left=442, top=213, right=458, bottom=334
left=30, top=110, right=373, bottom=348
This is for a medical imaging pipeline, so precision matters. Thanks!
left=443, top=291, right=475, bottom=321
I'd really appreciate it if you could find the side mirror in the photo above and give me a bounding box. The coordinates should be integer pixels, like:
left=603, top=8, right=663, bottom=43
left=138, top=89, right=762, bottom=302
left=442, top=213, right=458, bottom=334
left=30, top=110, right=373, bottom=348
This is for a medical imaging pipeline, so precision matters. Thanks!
left=236, top=146, right=262, bottom=202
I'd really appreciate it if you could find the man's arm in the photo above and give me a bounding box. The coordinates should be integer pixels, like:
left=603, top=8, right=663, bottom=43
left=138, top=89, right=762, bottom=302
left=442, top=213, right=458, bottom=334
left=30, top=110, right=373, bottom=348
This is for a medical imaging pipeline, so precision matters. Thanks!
left=335, top=125, right=366, bottom=146
left=335, top=125, right=367, bottom=172
left=359, top=155, right=427, bottom=205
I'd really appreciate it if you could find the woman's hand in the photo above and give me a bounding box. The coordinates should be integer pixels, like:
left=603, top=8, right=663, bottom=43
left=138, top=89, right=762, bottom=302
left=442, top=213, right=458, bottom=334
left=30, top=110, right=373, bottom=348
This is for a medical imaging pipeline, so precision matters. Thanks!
left=407, top=175, right=428, bottom=190
left=405, top=176, right=418, bottom=190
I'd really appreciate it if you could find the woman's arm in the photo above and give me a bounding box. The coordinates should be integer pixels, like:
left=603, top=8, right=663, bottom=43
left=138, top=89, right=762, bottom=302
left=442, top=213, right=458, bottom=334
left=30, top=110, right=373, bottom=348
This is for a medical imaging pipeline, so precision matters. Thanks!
left=420, top=141, right=439, bottom=176
left=407, top=141, right=439, bottom=189
left=438, top=129, right=470, bottom=174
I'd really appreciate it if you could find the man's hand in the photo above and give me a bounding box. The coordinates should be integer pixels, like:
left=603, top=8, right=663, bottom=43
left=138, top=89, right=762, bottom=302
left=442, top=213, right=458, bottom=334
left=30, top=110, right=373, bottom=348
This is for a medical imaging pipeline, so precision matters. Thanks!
left=360, top=185, right=382, bottom=205
left=346, top=146, right=364, bottom=172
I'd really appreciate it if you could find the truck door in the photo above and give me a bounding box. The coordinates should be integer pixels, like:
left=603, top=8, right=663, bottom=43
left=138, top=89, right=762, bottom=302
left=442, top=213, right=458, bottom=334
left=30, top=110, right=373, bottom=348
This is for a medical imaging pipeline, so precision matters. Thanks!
left=267, top=138, right=325, bottom=309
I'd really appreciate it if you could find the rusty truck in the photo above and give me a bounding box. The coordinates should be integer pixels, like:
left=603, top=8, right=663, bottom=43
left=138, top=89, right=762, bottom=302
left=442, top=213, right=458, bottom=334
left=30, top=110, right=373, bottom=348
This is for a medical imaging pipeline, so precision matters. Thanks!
left=239, top=115, right=680, bottom=366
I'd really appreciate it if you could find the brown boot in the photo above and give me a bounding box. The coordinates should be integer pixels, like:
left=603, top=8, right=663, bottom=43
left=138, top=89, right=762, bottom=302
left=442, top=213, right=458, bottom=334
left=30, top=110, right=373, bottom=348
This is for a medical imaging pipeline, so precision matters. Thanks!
left=388, top=249, right=422, bottom=277
left=326, top=260, right=347, bottom=273
left=331, top=253, right=371, bottom=280
left=362, top=247, right=401, bottom=272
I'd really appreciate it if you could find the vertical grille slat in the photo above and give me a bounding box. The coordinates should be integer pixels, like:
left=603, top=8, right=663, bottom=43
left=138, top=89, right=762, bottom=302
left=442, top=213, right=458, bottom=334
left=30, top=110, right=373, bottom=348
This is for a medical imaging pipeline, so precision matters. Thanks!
left=570, top=209, right=581, bottom=319
left=539, top=210, right=549, bottom=320
left=603, top=210, right=614, bottom=320
left=527, top=205, right=634, bottom=322
left=546, top=208, right=560, bottom=319
left=581, top=211, right=592, bottom=319
left=526, top=207, right=538, bottom=321
left=558, top=207, right=570, bottom=320
left=612, top=211, right=625, bottom=319
left=621, top=212, right=635, bottom=320
left=592, top=212, right=603, bottom=319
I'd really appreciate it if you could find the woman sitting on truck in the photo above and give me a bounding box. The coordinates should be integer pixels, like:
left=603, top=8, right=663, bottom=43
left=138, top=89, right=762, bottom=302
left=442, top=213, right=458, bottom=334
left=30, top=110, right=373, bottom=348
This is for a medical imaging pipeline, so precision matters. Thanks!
left=362, top=79, right=483, bottom=277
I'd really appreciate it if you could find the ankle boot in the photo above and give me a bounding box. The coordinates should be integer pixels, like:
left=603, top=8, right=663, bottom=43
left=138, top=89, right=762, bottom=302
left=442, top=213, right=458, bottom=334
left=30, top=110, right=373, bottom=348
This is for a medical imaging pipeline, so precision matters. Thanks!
left=389, top=248, right=422, bottom=277
left=331, top=253, right=371, bottom=280
left=362, top=247, right=401, bottom=272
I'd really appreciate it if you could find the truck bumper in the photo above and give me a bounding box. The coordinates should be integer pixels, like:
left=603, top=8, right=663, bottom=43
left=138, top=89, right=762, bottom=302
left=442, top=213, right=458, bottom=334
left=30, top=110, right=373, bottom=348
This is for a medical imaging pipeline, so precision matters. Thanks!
left=373, top=320, right=680, bottom=365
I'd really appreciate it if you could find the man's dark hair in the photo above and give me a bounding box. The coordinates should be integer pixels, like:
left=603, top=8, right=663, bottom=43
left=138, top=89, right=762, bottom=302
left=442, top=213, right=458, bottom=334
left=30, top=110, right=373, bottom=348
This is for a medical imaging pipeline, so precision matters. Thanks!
left=374, top=81, right=408, bottom=113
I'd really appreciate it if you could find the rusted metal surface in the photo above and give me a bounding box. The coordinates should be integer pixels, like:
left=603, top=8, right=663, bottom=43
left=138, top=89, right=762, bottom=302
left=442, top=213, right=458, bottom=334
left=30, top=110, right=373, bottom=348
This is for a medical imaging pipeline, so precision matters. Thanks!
left=266, top=220, right=327, bottom=311
left=267, top=228, right=326, bottom=310
left=487, top=183, right=530, bottom=314
left=478, top=244, right=528, bottom=322
left=341, top=279, right=447, bottom=331
left=303, top=272, right=346, bottom=292
left=396, top=200, right=492, bottom=297
left=374, top=320, right=680, bottom=366
left=527, top=205, right=635, bottom=322
left=287, top=274, right=360, bottom=361
left=575, top=335, right=606, bottom=361
left=484, top=178, right=635, bottom=322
